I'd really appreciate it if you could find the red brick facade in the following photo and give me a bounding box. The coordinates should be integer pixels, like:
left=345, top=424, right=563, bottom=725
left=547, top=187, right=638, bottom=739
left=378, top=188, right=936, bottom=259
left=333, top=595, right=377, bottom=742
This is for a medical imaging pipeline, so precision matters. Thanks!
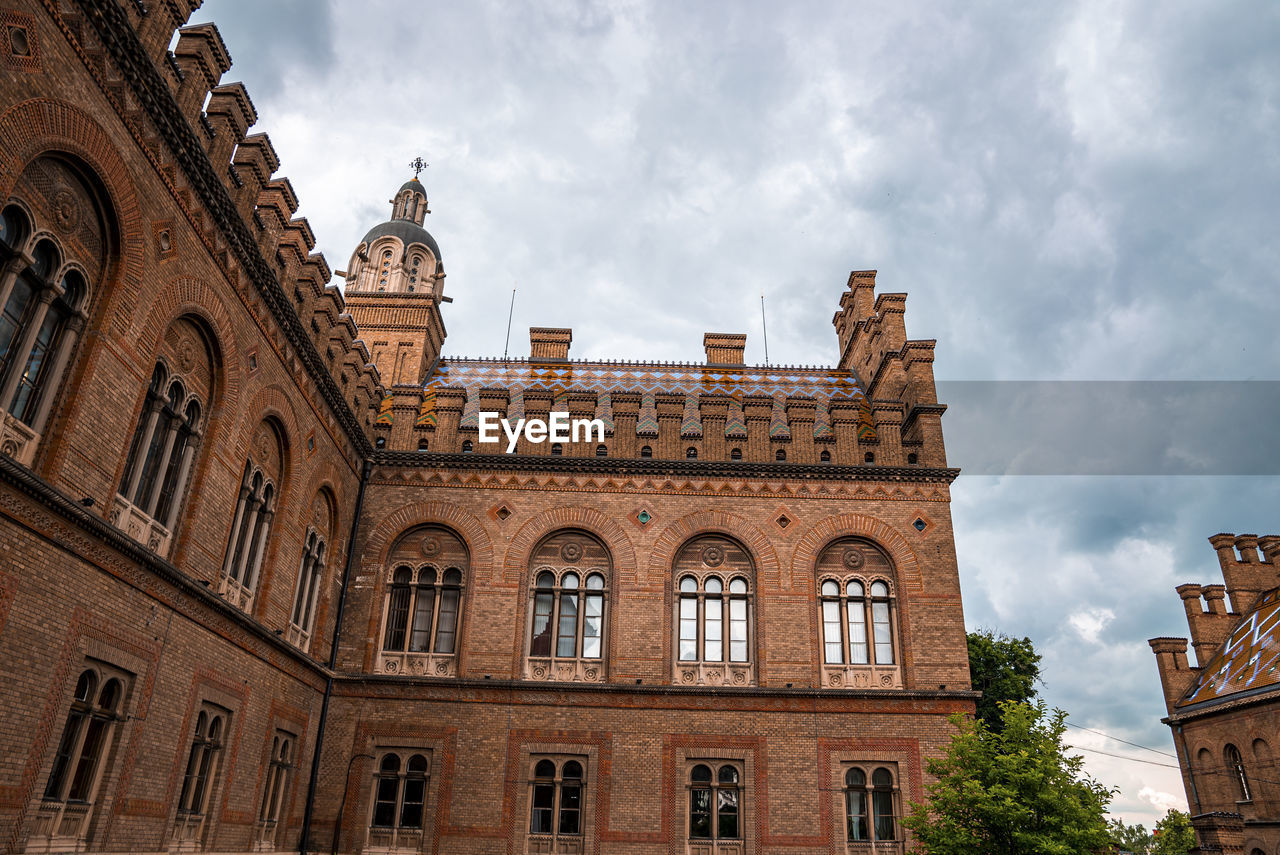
left=1151, top=535, right=1280, bottom=855
left=0, top=2, right=973, bottom=853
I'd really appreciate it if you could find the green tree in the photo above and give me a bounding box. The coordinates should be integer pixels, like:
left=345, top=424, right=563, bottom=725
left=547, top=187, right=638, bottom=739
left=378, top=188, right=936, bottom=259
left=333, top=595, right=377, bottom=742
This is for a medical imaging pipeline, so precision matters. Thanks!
left=1150, top=809, right=1195, bottom=855
left=967, top=630, right=1042, bottom=729
left=1108, top=816, right=1150, bottom=854
left=904, top=700, right=1114, bottom=855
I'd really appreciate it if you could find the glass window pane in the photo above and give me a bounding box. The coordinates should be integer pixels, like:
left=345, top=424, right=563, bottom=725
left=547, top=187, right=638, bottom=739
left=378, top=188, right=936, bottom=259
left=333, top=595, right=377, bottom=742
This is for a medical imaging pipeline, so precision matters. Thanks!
left=408, top=587, right=435, bottom=652
left=586, top=573, right=604, bottom=590
left=729, top=577, right=747, bottom=594
left=679, top=576, right=697, bottom=593
left=44, top=710, right=86, bottom=799
left=384, top=584, right=410, bottom=651
left=873, top=790, right=895, bottom=840
left=443, top=568, right=462, bottom=585
left=872, top=767, right=892, bottom=787
left=559, top=782, right=582, bottom=834
left=679, top=597, right=698, bottom=661
left=849, top=602, right=869, bottom=664
left=846, top=790, right=867, bottom=840
left=556, top=592, right=579, bottom=657
left=690, top=787, right=712, bottom=838
left=729, top=598, right=748, bottom=662
left=536, top=571, right=555, bottom=588
left=717, top=787, right=739, bottom=838
left=691, top=764, right=712, bottom=782
left=0, top=277, right=33, bottom=369
left=704, top=598, right=723, bottom=662
left=534, top=759, right=556, bottom=778
left=870, top=580, right=889, bottom=597
left=846, top=580, right=864, bottom=598
left=562, top=572, right=579, bottom=589
left=582, top=594, right=603, bottom=659
left=433, top=588, right=459, bottom=653
left=872, top=601, right=893, bottom=664
left=68, top=717, right=108, bottom=801
left=372, top=777, right=399, bottom=827
left=821, top=579, right=839, bottom=596
left=823, top=600, right=844, bottom=663
left=718, top=765, right=738, bottom=784
left=531, top=592, right=554, bottom=657
left=705, top=577, right=722, bottom=594
left=400, top=778, right=425, bottom=828
left=530, top=782, right=554, bottom=833
left=420, top=567, right=437, bottom=585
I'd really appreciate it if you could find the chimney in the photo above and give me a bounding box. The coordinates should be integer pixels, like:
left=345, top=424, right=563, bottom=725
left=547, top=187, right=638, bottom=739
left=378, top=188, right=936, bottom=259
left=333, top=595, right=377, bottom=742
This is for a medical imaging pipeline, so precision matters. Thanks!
left=704, top=333, right=746, bottom=365
left=530, top=327, right=571, bottom=362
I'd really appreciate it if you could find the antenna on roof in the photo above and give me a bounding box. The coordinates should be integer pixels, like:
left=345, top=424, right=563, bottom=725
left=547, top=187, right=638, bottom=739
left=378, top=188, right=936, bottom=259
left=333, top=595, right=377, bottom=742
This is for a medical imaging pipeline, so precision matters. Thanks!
left=760, top=292, right=770, bottom=366
left=502, top=285, right=517, bottom=360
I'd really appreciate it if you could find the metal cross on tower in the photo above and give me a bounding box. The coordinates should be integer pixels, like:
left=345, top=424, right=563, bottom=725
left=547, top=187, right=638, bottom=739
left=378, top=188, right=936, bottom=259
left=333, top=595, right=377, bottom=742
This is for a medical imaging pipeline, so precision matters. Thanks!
left=409, top=156, right=429, bottom=178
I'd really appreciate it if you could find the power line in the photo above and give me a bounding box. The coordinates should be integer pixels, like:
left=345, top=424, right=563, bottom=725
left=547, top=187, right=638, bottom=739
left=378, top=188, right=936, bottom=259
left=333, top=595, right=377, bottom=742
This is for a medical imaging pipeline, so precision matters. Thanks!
left=1065, top=744, right=1181, bottom=769
left=1065, top=722, right=1179, bottom=759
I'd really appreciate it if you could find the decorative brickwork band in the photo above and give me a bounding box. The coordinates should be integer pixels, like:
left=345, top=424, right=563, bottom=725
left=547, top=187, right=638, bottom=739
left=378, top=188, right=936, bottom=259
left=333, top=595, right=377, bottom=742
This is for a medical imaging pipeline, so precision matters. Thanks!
left=593, top=392, right=613, bottom=435
left=857, top=394, right=878, bottom=441
left=680, top=393, right=702, bottom=438
left=636, top=392, right=658, bottom=437
left=724, top=396, right=747, bottom=439
left=551, top=388, right=570, bottom=414
left=813, top=395, right=833, bottom=441
left=768, top=393, right=790, bottom=439
left=507, top=384, right=524, bottom=422
left=415, top=387, right=437, bottom=427
left=459, top=384, right=480, bottom=430
left=374, top=394, right=394, bottom=425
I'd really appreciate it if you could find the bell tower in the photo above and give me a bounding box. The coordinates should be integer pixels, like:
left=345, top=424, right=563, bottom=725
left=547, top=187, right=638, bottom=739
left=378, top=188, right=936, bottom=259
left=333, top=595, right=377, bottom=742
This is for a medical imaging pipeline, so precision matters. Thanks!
left=342, top=172, right=448, bottom=388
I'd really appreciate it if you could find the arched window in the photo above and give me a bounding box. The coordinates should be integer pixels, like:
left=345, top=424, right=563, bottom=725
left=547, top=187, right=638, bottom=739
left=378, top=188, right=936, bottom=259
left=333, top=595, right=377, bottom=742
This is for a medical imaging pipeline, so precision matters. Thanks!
left=907, top=452, right=918, bottom=464
left=526, top=531, right=610, bottom=682
left=864, top=451, right=875, bottom=463
left=528, top=758, right=585, bottom=842
left=1227, top=744, right=1252, bottom=801
left=289, top=493, right=333, bottom=648
left=375, top=436, right=387, bottom=449
left=730, top=447, right=742, bottom=460
left=38, top=667, right=127, bottom=850
left=418, top=438, right=429, bottom=451
left=0, top=155, right=109, bottom=467
left=689, top=762, right=740, bottom=842
left=673, top=536, right=755, bottom=687
left=595, top=443, right=607, bottom=457
left=820, top=449, right=831, bottom=462
left=686, top=446, right=697, bottom=459
left=844, top=766, right=898, bottom=841
left=220, top=420, right=285, bottom=614
left=639, top=445, right=652, bottom=458
left=255, top=732, right=293, bottom=848
left=775, top=448, right=786, bottom=461
left=378, top=527, right=468, bottom=676
left=551, top=442, right=563, bottom=456
left=817, top=540, right=901, bottom=688
left=173, top=705, right=228, bottom=845
left=115, top=317, right=215, bottom=558
left=367, top=751, right=429, bottom=851
left=461, top=439, right=473, bottom=453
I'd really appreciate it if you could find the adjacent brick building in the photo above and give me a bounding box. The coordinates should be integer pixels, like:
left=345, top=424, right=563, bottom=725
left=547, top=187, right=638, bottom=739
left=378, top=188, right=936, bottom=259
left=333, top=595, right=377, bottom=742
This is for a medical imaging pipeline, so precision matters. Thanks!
left=0, top=1, right=974, bottom=852
left=1151, top=535, right=1280, bottom=855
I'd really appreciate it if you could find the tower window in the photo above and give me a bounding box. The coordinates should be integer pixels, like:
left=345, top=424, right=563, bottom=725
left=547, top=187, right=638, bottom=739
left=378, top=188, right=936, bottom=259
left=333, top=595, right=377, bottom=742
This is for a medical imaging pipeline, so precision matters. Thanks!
left=595, top=444, right=607, bottom=457
left=864, top=451, right=875, bottom=463
left=730, top=448, right=742, bottom=460
left=639, top=446, right=652, bottom=459
left=907, top=452, right=918, bottom=464
left=775, top=449, right=786, bottom=461
left=821, top=449, right=832, bottom=462
left=462, top=440, right=473, bottom=453
left=686, top=447, right=697, bottom=459
left=551, top=443, right=563, bottom=456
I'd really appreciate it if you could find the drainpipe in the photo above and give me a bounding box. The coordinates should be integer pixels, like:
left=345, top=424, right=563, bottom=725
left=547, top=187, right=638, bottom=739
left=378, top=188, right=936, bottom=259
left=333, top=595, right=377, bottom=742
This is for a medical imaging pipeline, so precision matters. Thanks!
left=299, top=458, right=372, bottom=854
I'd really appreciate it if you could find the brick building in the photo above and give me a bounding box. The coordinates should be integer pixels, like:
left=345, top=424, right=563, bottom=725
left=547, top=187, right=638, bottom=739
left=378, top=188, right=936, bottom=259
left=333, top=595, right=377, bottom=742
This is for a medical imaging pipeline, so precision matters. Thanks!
left=1150, top=535, right=1280, bottom=855
left=0, top=1, right=974, bottom=853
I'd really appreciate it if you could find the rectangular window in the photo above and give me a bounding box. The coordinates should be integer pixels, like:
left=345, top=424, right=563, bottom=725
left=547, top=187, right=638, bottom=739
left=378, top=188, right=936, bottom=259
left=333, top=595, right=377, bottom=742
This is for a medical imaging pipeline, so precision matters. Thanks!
left=704, top=597, right=723, bottom=662
left=556, top=592, right=578, bottom=657
left=582, top=594, right=603, bottom=659
left=531, top=591, right=554, bottom=657
left=433, top=588, right=458, bottom=654
left=372, top=776, right=399, bottom=828
left=408, top=587, right=435, bottom=652
left=847, top=789, right=867, bottom=840
left=690, top=787, right=712, bottom=838
left=822, top=600, right=844, bottom=663
left=729, top=598, right=748, bottom=663
left=872, top=601, right=893, bottom=664
left=384, top=586, right=410, bottom=650
left=849, top=603, right=868, bottom=664
left=530, top=781, right=554, bottom=833
left=679, top=597, right=698, bottom=661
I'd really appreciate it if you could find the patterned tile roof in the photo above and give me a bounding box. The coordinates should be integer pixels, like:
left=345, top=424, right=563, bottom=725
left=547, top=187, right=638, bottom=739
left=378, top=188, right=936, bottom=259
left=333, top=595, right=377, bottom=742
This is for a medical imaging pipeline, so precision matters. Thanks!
left=1179, top=587, right=1280, bottom=707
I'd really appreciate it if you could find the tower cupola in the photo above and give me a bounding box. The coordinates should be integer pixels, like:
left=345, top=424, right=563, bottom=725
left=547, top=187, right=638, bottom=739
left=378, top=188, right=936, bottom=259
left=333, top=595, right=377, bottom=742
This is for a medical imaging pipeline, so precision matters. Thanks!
left=346, top=176, right=444, bottom=296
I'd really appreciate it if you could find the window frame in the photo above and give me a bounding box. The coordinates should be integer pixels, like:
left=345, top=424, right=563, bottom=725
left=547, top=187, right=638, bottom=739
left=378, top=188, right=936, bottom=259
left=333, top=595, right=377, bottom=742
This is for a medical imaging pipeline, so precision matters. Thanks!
left=172, top=703, right=230, bottom=848
left=287, top=527, right=327, bottom=648
left=365, top=750, right=431, bottom=852
left=378, top=563, right=465, bottom=676
left=526, top=562, right=609, bottom=683
left=527, top=756, right=587, bottom=843
left=687, top=761, right=743, bottom=842
left=254, top=730, right=295, bottom=848
left=842, top=764, right=899, bottom=843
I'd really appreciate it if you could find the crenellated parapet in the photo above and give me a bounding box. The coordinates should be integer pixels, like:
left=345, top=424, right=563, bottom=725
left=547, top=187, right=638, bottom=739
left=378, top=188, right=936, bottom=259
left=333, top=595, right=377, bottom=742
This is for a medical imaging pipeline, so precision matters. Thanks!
left=832, top=271, right=946, bottom=468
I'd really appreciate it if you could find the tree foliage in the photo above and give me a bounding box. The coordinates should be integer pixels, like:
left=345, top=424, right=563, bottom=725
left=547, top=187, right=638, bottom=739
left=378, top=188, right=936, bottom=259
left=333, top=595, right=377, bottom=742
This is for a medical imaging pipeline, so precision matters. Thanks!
left=904, top=700, right=1114, bottom=855
left=1108, top=809, right=1195, bottom=854
left=967, top=630, right=1042, bottom=729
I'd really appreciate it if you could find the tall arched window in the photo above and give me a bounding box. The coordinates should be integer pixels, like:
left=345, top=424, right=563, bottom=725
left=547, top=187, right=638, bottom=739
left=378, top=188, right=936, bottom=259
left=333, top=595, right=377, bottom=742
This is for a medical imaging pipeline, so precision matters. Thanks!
left=255, top=731, right=293, bottom=849
left=0, top=155, right=109, bottom=468
left=219, top=419, right=285, bottom=613
left=526, top=531, right=610, bottom=682
left=816, top=539, right=902, bottom=689
left=528, top=758, right=585, bottom=843
left=844, top=765, right=898, bottom=842
left=378, top=526, right=467, bottom=677
left=115, top=316, right=215, bottom=558
left=288, top=491, right=334, bottom=649
left=172, top=705, right=228, bottom=847
left=1226, top=744, right=1252, bottom=802
left=689, top=762, right=741, bottom=844
left=36, top=667, right=128, bottom=851
left=367, top=751, right=429, bottom=852
left=673, top=536, right=755, bottom=687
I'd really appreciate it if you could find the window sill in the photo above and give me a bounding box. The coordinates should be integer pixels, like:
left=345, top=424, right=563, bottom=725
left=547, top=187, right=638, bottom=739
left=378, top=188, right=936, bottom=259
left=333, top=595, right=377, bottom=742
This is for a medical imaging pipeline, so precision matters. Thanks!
left=109, top=493, right=173, bottom=557
left=675, top=662, right=754, bottom=687
left=377, top=650, right=456, bottom=677
left=526, top=832, right=586, bottom=854
left=525, top=657, right=605, bottom=683
left=0, top=411, right=39, bottom=466
left=822, top=664, right=902, bottom=689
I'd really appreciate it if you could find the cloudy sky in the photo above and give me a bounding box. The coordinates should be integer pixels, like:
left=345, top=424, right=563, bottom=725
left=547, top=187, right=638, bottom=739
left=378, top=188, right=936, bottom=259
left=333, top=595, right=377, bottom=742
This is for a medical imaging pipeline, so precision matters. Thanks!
left=189, top=0, right=1280, bottom=827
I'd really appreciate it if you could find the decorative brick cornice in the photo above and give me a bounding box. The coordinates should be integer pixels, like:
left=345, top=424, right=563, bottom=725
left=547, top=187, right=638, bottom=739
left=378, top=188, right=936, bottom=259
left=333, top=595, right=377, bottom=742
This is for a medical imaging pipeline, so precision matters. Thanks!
left=70, top=0, right=373, bottom=455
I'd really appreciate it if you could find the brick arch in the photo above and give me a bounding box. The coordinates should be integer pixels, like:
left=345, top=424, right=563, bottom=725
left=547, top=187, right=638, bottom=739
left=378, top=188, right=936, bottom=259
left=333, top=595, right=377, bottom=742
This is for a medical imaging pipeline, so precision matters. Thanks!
left=790, top=514, right=923, bottom=593
left=136, top=276, right=245, bottom=444
left=230, top=385, right=303, bottom=509
left=0, top=99, right=145, bottom=329
left=361, top=501, right=495, bottom=577
left=501, top=506, right=637, bottom=588
left=645, top=510, right=781, bottom=591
